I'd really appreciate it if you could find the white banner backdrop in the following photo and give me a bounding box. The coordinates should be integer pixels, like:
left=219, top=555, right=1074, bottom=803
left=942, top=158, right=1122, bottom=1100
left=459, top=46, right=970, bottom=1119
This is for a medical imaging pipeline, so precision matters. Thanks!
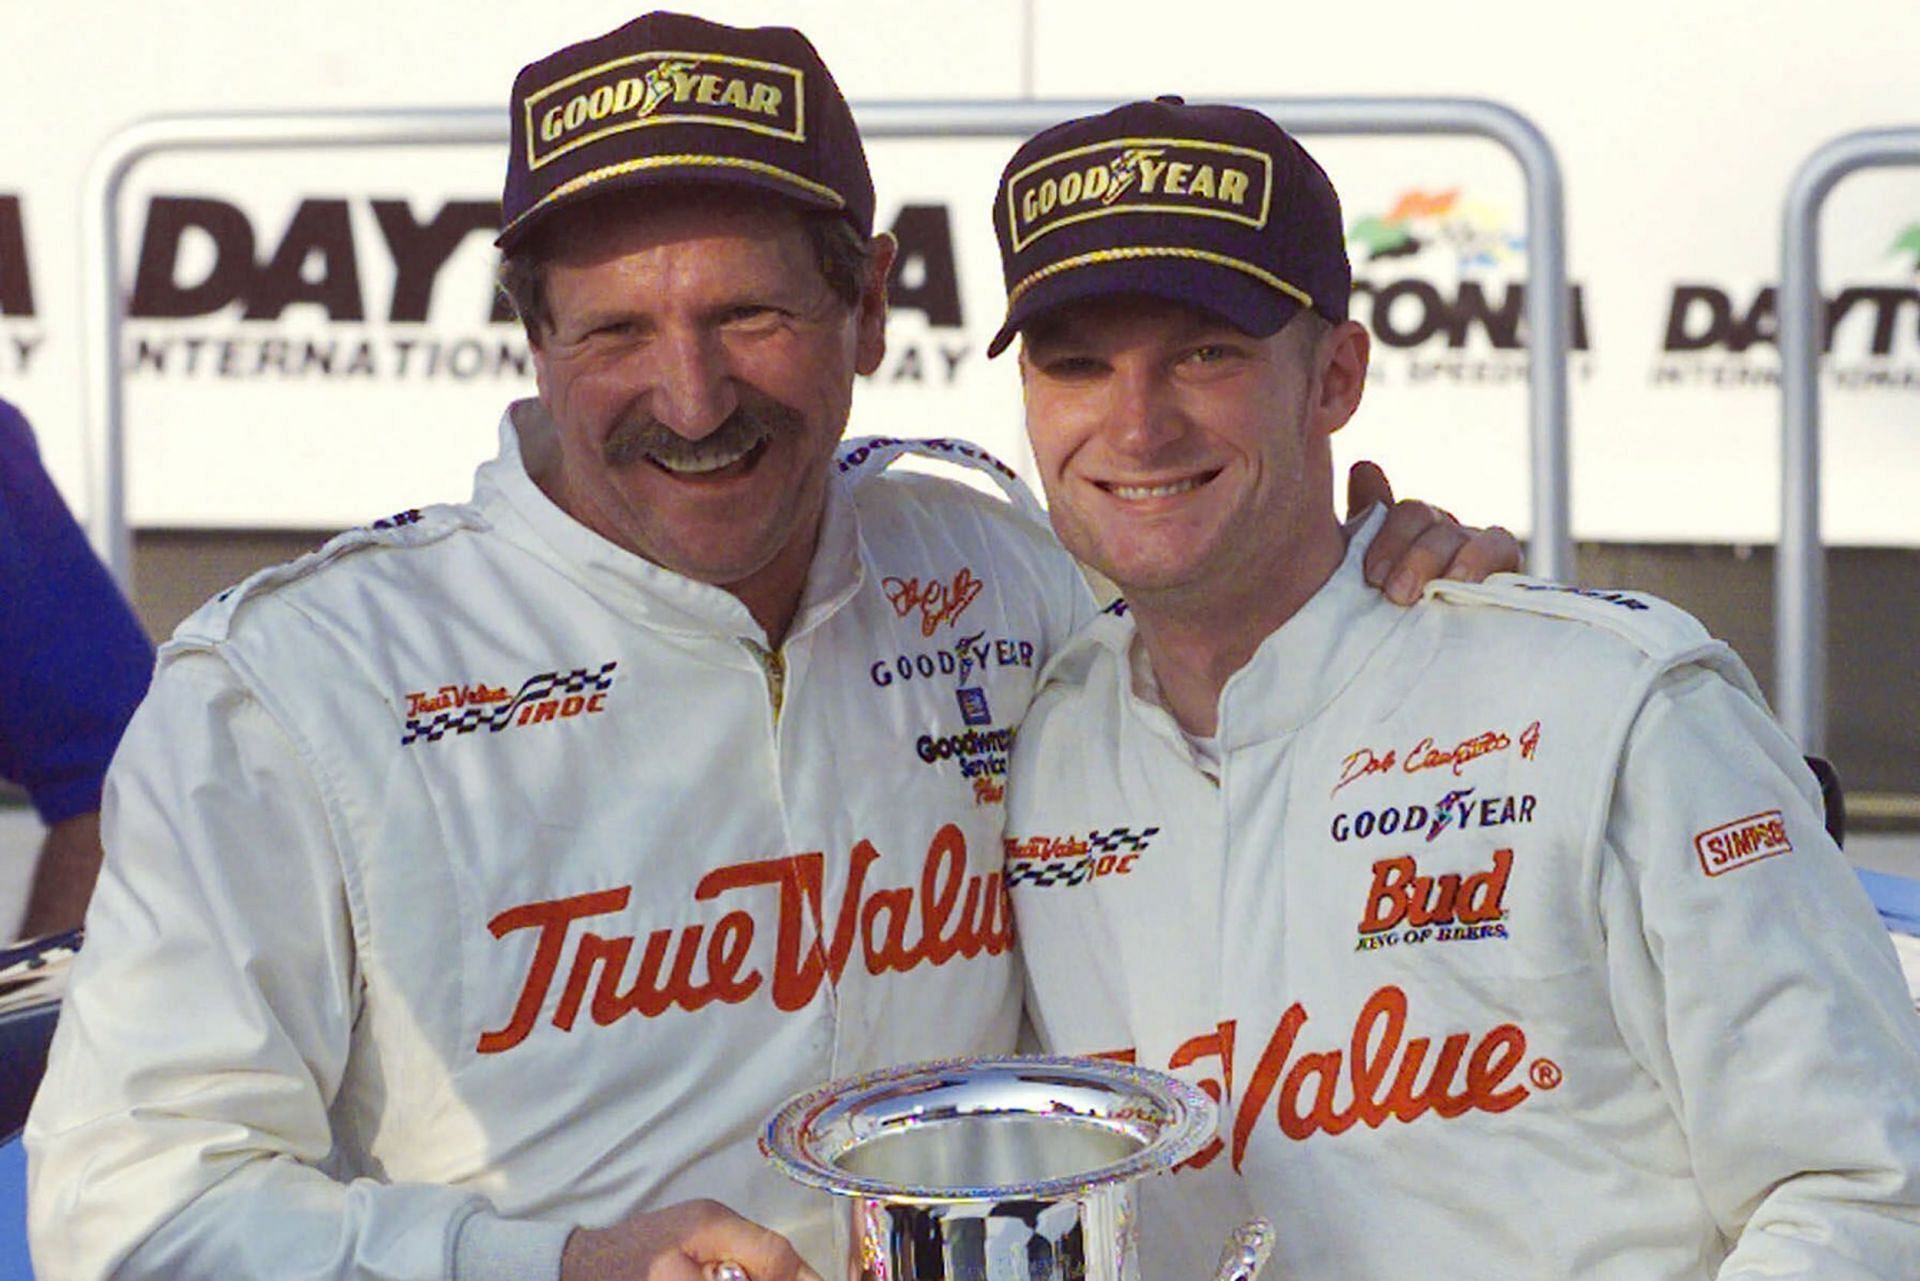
left=0, top=0, right=1914, bottom=545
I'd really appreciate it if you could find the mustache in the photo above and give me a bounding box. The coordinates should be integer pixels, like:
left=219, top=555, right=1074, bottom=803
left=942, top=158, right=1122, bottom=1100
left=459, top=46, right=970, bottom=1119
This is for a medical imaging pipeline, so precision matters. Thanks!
left=603, top=396, right=806, bottom=468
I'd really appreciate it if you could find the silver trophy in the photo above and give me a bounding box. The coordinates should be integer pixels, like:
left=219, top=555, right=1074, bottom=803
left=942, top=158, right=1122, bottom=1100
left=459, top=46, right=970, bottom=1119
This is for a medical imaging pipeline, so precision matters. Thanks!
left=762, top=1056, right=1273, bottom=1281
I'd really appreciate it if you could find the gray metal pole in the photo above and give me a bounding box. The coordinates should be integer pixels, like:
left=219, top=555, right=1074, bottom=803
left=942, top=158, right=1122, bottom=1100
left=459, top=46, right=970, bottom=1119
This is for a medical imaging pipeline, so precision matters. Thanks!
left=1776, top=126, right=1920, bottom=752
left=82, top=99, right=1571, bottom=589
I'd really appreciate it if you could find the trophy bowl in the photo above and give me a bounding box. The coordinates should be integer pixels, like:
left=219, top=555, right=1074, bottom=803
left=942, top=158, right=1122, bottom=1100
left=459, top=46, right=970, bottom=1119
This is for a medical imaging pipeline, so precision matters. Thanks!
left=761, top=1055, right=1224, bottom=1281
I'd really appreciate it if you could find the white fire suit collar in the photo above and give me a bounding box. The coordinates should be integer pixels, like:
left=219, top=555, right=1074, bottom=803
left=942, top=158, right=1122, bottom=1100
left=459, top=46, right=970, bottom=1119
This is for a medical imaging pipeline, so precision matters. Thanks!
left=478, top=399, right=864, bottom=646
left=1068, top=505, right=1413, bottom=760
left=1214, top=505, right=1410, bottom=748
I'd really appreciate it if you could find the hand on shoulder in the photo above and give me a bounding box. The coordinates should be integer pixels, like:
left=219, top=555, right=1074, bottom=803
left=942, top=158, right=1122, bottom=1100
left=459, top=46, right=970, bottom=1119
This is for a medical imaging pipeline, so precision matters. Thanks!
left=1347, top=460, right=1523, bottom=604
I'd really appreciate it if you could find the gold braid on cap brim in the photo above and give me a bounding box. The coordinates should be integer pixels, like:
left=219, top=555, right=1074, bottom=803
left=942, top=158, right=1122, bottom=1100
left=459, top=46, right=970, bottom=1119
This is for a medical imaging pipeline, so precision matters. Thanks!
left=1007, top=245, right=1313, bottom=310
left=500, top=154, right=847, bottom=242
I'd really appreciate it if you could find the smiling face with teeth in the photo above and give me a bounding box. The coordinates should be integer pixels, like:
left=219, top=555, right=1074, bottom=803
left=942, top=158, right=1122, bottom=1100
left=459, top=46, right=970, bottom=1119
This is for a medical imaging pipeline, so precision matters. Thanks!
left=1019, top=296, right=1367, bottom=625
left=529, top=189, right=892, bottom=641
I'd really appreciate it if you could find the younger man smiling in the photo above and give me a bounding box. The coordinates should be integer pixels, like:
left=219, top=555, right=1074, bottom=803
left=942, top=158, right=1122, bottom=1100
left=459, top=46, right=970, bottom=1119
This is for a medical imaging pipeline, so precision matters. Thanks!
left=997, top=97, right=1920, bottom=1280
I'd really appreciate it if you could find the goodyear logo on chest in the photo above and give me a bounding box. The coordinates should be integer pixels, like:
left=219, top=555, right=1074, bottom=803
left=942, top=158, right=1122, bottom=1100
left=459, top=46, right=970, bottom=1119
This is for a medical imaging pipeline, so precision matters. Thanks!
left=526, top=52, right=804, bottom=169
left=1006, top=136, right=1273, bottom=253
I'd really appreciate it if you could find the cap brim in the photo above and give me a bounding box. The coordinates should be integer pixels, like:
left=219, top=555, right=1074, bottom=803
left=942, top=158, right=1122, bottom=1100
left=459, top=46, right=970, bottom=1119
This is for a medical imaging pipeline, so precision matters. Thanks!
left=496, top=163, right=848, bottom=251
left=987, top=256, right=1305, bottom=358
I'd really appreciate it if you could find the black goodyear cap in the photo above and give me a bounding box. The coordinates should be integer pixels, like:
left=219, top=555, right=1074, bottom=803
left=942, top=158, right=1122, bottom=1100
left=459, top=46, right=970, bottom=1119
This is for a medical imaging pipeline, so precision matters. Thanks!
left=988, top=97, right=1350, bottom=356
left=497, top=11, right=874, bottom=250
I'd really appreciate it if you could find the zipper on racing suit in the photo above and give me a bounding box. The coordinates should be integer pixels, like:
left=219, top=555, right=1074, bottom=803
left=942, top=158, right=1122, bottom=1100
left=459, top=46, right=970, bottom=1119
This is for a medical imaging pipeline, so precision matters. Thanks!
left=743, top=641, right=787, bottom=727
left=743, top=638, right=850, bottom=1091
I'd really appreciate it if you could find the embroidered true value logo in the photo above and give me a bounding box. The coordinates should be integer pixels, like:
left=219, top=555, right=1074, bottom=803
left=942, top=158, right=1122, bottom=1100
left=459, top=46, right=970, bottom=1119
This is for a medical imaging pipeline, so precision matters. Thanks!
left=476, top=825, right=1011, bottom=1053
left=524, top=51, right=804, bottom=170
left=1004, top=136, right=1274, bottom=253
left=1232, top=986, right=1548, bottom=1159
left=1004, top=826, right=1160, bottom=887
left=400, top=662, right=617, bottom=746
left=1004, top=833, right=1092, bottom=888
left=405, top=682, right=510, bottom=718
left=1093, top=986, right=1559, bottom=1171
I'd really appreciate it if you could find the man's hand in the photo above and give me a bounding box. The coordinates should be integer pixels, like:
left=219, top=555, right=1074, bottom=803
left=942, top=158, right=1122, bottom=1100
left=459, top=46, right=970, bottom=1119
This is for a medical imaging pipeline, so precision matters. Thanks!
left=1346, top=460, right=1523, bottom=605
left=561, top=1200, right=822, bottom=1281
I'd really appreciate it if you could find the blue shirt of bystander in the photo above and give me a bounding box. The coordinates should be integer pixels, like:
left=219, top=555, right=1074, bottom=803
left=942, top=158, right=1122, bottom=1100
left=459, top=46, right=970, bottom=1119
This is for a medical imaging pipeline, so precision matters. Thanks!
left=0, top=399, right=152, bottom=824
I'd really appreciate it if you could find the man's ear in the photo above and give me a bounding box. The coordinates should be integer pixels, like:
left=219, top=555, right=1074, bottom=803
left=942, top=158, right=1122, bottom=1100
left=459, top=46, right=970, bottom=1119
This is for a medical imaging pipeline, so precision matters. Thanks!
left=854, top=232, right=897, bottom=377
left=530, top=333, right=554, bottom=405
left=1314, top=319, right=1371, bottom=437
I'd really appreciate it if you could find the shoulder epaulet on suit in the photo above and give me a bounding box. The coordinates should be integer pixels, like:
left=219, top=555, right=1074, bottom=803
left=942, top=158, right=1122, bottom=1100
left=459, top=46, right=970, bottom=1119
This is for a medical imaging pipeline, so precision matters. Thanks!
left=1032, top=595, right=1132, bottom=695
left=833, top=435, right=1048, bottom=526
left=169, top=504, right=481, bottom=648
left=1424, top=574, right=1718, bottom=665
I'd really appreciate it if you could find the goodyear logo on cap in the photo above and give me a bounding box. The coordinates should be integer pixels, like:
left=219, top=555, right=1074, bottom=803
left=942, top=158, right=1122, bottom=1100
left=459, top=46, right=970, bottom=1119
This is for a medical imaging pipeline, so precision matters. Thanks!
left=525, top=51, right=805, bottom=170
left=1006, top=136, right=1273, bottom=253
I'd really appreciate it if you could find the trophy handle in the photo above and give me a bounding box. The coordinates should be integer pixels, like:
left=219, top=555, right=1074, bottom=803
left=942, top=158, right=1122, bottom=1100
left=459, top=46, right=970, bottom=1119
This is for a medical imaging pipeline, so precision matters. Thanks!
left=1210, top=1218, right=1274, bottom=1281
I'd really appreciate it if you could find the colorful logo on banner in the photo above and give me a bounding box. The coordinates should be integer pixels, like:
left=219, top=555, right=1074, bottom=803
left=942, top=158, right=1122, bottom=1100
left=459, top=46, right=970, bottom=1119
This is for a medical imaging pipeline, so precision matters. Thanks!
left=1892, top=223, right=1920, bottom=275
left=1341, top=186, right=1590, bottom=386
left=1348, top=188, right=1524, bottom=272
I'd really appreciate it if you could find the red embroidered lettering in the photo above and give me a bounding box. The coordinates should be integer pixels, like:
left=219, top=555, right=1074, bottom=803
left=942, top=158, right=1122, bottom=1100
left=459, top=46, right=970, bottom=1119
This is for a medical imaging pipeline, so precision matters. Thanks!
left=477, top=887, right=630, bottom=1053
left=1168, top=1022, right=1237, bottom=1170
left=883, top=568, right=987, bottom=637
left=1333, top=747, right=1396, bottom=796
left=1694, top=810, right=1792, bottom=877
left=1361, top=856, right=1418, bottom=932
left=1404, top=730, right=1511, bottom=778
left=920, top=825, right=967, bottom=964
left=1233, top=986, right=1532, bottom=1166
left=480, top=828, right=1012, bottom=1051
left=862, top=886, right=918, bottom=973
left=697, top=847, right=874, bottom=1012
left=1358, top=850, right=1512, bottom=935
left=1235, top=1003, right=1307, bottom=1168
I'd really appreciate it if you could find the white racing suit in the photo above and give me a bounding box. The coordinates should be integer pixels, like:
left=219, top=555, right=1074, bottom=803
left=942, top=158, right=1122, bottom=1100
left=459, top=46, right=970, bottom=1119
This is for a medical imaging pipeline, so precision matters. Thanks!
left=1008, top=511, right=1920, bottom=1281
left=27, top=401, right=1094, bottom=1281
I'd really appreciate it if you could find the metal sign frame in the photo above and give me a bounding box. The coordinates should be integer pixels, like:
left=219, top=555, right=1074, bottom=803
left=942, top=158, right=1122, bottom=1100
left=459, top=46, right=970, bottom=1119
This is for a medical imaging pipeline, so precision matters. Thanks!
left=82, top=98, right=1571, bottom=590
left=1776, top=126, right=1920, bottom=751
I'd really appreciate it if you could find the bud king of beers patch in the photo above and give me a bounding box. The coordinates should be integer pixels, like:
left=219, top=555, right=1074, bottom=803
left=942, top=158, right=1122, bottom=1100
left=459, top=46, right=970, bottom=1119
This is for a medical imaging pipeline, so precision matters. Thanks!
left=525, top=52, right=805, bottom=170
left=1694, top=810, right=1792, bottom=877
left=1004, top=137, right=1273, bottom=253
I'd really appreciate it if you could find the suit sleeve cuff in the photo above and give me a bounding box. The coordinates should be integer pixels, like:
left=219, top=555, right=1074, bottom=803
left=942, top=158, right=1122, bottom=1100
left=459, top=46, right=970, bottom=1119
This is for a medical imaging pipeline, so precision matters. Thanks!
left=451, top=1206, right=575, bottom=1281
